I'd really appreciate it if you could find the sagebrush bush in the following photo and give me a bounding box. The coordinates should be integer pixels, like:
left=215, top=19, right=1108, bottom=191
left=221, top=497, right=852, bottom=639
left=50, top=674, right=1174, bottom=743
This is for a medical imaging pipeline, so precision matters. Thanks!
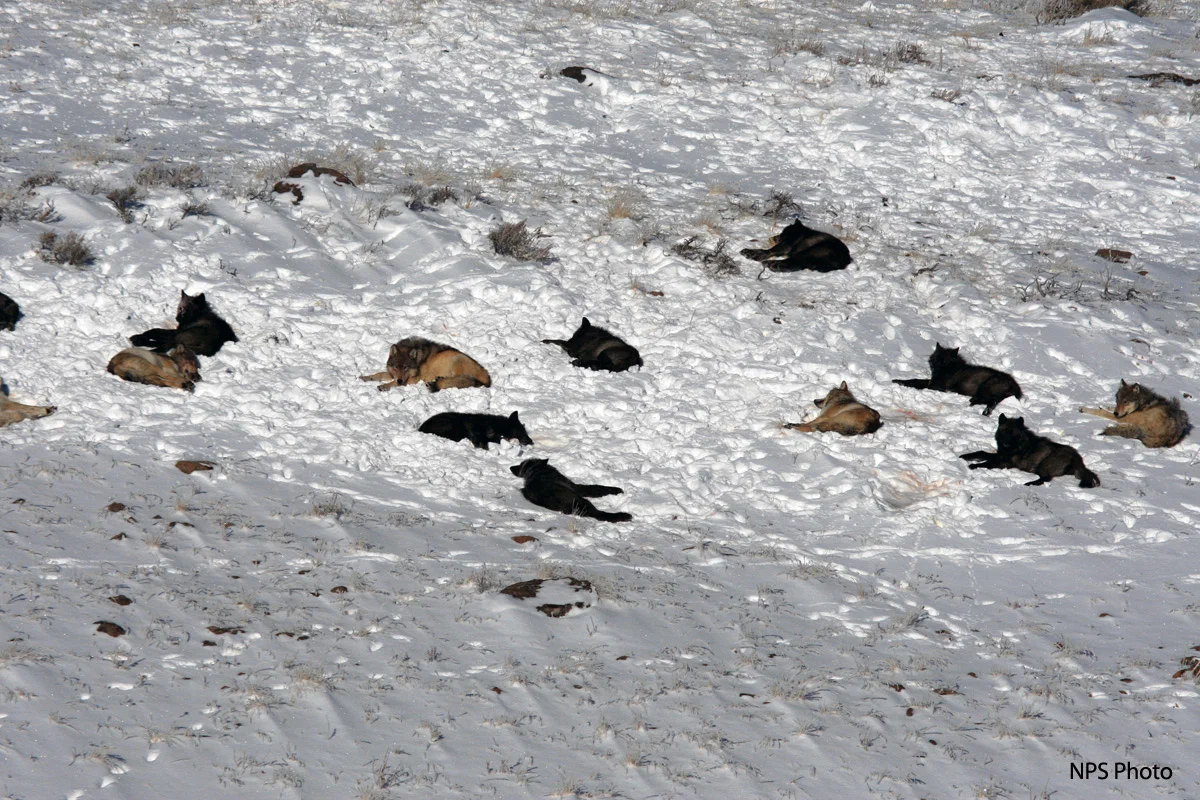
left=671, top=236, right=740, bottom=278
left=135, top=162, right=205, bottom=189
left=38, top=231, right=94, bottom=267
left=489, top=220, right=552, bottom=261
left=107, top=185, right=143, bottom=223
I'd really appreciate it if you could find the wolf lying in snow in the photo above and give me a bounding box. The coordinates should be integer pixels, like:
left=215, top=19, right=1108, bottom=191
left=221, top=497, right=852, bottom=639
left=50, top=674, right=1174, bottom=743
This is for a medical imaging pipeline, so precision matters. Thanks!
left=893, top=343, right=1022, bottom=416
left=0, top=292, right=20, bottom=331
left=785, top=382, right=881, bottom=436
left=361, top=337, right=491, bottom=392
left=960, top=414, right=1099, bottom=488
left=542, top=317, right=642, bottom=373
left=419, top=411, right=533, bottom=450
left=107, top=346, right=200, bottom=392
left=0, top=383, right=55, bottom=427
left=130, top=291, right=238, bottom=357
left=1080, top=380, right=1189, bottom=448
left=740, top=219, right=852, bottom=273
left=510, top=459, right=631, bottom=523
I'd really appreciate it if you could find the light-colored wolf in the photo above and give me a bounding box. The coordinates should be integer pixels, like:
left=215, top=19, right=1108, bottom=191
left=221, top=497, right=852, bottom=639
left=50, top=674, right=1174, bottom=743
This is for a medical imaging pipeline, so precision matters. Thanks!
left=1080, top=381, right=1189, bottom=448
left=0, top=382, right=55, bottom=427
left=107, top=345, right=200, bottom=392
left=785, top=382, right=882, bottom=436
left=360, top=337, right=491, bottom=392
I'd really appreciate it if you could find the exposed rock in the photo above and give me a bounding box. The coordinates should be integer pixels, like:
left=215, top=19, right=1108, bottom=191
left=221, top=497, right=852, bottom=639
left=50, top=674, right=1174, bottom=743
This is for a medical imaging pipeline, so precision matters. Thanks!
left=500, top=577, right=596, bottom=618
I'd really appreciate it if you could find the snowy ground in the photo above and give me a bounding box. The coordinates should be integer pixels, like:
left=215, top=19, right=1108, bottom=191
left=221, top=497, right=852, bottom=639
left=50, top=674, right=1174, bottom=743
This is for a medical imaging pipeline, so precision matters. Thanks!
left=2, top=0, right=1200, bottom=797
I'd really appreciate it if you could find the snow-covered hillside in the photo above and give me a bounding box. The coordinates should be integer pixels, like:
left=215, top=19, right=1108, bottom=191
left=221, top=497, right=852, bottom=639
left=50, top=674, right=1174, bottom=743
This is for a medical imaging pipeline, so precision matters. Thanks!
left=1, top=0, right=1199, bottom=797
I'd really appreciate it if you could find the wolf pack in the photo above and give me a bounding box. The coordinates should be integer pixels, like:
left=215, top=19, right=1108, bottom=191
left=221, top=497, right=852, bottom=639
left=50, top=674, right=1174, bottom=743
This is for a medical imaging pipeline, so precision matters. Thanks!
left=0, top=215, right=1191, bottom=522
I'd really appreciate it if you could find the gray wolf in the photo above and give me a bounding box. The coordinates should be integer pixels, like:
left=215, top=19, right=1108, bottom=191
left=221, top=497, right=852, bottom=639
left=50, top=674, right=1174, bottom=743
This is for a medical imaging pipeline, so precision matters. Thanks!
left=360, top=337, right=491, bottom=392
left=893, top=343, right=1022, bottom=416
left=740, top=219, right=852, bottom=273
left=542, top=317, right=642, bottom=373
left=960, top=414, right=1099, bottom=488
left=510, top=459, right=631, bottom=522
left=1080, top=380, right=1189, bottom=448
left=107, top=346, right=200, bottom=392
left=785, top=381, right=882, bottom=435
left=130, top=291, right=238, bottom=357
left=419, top=411, right=533, bottom=450
left=0, top=382, right=55, bottom=427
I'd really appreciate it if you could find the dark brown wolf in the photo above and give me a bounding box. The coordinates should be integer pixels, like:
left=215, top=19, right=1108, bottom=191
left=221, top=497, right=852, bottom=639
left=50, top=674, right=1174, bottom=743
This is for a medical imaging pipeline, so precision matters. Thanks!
left=419, top=411, right=533, bottom=450
left=510, top=459, right=631, bottom=523
left=893, top=343, right=1022, bottom=416
left=542, top=317, right=643, bottom=373
left=785, top=381, right=882, bottom=435
left=130, top=291, right=238, bottom=357
left=0, top=292, right=20, bottom=331
left=107, top=346, right=200, bottom=392
left=360, top=337, right=491, bottom=392
left=740, top=219, right=852, bottom=273
left=1080, top=381, right=1189, bottom=448
left=0, top=383, right=55, bottom=427
left=960, top=414, right=1100, bottom=488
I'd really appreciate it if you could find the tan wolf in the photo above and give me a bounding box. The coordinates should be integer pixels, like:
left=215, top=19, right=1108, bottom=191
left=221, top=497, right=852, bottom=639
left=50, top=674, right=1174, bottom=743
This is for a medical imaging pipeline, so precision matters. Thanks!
left=0, top=382, right=55, bottom=427
left=1080, top=380, right=1189, bottom=448
left=107, top=346, right=200, bottom=392
left=785, top=381, right=882, bottom=436
left=360, top=336, right=491, bottom=392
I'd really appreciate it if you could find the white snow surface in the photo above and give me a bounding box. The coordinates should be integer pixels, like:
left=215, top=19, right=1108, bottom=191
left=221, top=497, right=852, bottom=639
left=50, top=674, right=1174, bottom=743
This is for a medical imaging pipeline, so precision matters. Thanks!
left=1, top=0, right=1200, bottom=797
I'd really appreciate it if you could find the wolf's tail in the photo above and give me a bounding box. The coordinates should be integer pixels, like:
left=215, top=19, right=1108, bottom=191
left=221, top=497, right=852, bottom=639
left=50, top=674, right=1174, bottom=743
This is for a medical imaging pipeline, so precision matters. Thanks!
left=1076, top=467, right=1100, bottom=488
left=589, top=510, right=632, bottom=523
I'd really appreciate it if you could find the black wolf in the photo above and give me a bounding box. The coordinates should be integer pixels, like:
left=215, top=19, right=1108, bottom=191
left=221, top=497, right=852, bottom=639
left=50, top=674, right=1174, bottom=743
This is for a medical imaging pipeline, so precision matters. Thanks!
left=510, top=459, right=632, bottom=523
left=130, top=291, right=238, bottom=357
left=542, top=317, right=642, bottom=373
left=419, top=411, right=533, bottom=450
left=960, top=414, right=1100, bottom=488
left=1080, top=380, right=1189, bottom=448
left=0, top=292, right=20, bottom=331
left=740, top=219, right=852, bottom=273
left=892, top=343, right=1022, bottom=416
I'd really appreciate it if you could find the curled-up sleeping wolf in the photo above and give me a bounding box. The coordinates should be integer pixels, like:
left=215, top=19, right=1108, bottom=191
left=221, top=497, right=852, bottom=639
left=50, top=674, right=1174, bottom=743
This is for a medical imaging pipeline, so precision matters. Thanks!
left=0, top=292, right=20, bottom=331
left=130, top=291, right=238, bottom=357
left=1080, top=380, right=1189, bottom=448
left=361, top=337, right=491, bottom=392
left=107, top=345, right=200, bottom=392
left=510, top=458, right=632, bottom=523
left=740, top=219, right=852, bottom=273
left=960, top=414, right=1099, bottom=488
left=0, top=382, right=55, bottom=427
left=542, top=317, right=643, bottom=373
left=785, top=381, right=882, bottom=436
left=419, top=411, right=533, bottom=450
left=893, top=343, right=1022, bottom=416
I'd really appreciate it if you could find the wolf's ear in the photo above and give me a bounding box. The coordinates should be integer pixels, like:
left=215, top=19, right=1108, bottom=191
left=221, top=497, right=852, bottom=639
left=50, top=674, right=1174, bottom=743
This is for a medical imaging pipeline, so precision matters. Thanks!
left=509, top=411, right=520, bottom=422
left=999, top=413, right=1008, bottom=421
left=581, top=317, right=591, bottom=327
left=839, top=381, right=848, bottom=390
left=934, top=342, right=943, bottom=351
left=1120, top=379, right=1128, bottom=387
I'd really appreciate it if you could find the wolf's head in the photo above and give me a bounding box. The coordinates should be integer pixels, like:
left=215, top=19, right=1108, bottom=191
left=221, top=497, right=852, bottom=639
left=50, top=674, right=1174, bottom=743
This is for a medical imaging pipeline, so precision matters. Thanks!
left=929, top=343, right=964, bottom=371
left=510, top=458, right=549, bottom=478
left=995, top=414, right=1032, bottom=451
left=500, top=411, right=535, bottom=447
left=1114, top=379, right=1150, bottom=418
left=814, top=381, right=853, bottom=408
left=176, top=291, right=213, bottom=324
left=169, top=345, right=201, bottom=392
